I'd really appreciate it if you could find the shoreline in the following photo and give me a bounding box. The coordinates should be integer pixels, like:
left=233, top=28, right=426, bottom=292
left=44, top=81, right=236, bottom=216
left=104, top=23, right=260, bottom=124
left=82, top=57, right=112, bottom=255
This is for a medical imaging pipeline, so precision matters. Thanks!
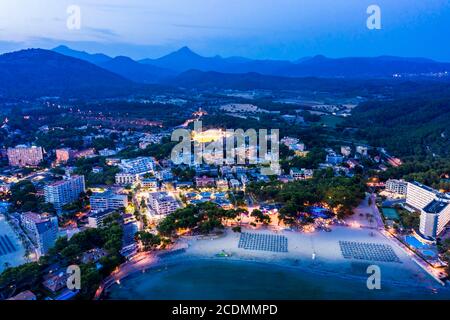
left=103, top=254, right=450, bottom=300
left=110, top=253, right=441, bottom=292
left=100, top=226, right=448, bottom=299
left=0, top=213, right=27, bottom=273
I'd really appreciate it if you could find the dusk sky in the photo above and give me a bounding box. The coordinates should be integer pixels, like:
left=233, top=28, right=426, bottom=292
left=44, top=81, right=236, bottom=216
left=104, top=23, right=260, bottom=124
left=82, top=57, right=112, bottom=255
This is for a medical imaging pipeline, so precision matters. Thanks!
left=0, top=0, right=449, bottom=61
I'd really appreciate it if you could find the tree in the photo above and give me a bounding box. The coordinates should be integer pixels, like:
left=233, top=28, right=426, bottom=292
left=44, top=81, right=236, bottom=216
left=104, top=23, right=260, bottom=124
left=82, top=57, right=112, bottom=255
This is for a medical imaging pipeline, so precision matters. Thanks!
left=9, top=180, right=38, bottom=212
left=251, top=209, right=271, bottom=225
left=135, top=232, right=162, bottom=251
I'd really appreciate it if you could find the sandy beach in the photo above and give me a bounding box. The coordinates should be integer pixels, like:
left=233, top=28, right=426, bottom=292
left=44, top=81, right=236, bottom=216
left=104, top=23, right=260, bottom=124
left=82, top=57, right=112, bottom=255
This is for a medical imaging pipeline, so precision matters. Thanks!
left=104, top=224, right=450, bottom=300
left=168, top=226, right=442, bottom=289
left=0, top=214, right=26, bottom=273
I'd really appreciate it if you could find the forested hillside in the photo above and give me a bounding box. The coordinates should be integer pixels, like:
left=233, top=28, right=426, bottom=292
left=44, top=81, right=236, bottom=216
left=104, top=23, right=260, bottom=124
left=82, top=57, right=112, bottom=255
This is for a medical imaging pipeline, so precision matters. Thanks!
left=346, top=98, right=450, bottom=157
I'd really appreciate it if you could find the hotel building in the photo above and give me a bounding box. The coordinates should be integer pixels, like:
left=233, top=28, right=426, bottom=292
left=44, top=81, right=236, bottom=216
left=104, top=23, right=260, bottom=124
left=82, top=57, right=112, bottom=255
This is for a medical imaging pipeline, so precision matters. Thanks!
left=290, top=168, right=314, bottom=180
left=21, top=212, right=58, bottom=256
left=141, top=178, right=158, bottom=189
left=7, top=145, right=44, bottom=167
left=148, top=192, right=179, bottom=215
left=195, top=176, right=215, bottom=188
left=87, top=209, right=117, bottom=228
left=90, top=190, right=128, bottom=213
left=44, top=175, right=86, bottom=211
left=119, top=157, right=155, bottom=175
left=385, top=179, right=408, bottom=195
left=406, top=181, right=450, bottom=239
left=115, top=173, right=139, bottom=185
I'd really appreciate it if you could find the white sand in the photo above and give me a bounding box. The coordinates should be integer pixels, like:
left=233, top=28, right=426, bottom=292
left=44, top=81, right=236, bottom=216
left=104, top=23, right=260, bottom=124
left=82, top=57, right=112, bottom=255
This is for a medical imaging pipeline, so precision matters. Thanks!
left=0, top=214, right=26, bottom=273
left=176, top=226, right=439, bottom=288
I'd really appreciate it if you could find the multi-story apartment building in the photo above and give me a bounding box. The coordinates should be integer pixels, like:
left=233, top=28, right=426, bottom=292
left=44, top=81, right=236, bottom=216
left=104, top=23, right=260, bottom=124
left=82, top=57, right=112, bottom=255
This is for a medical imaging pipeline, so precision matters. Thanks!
left=115, top=173, right=139, bottom=185
left=406, top=181, right=438, bottom=212
left=155, top=169, right=173, bottom=181
left=90, top=190, right=128, bottom=213
left=215, top=179, right=229, bottom=190
left=341, top=146, right=352, bottom=157
left=385, top=179, right=408, bottom=195
left=148, top=192, right=179, bottom=215
left=7, top=145, right=44, bottom=167
left=119, top=157, right=155, bottom=175
left=55, top=148, right=96, bottom=163
left=44, top=175, right=85, bottom=211
left=290, top=168, right=314, bottom=180
left=356, top=145, right=368, bottom=156
left=87, top=209, right=117, bottom=228
left=195, top=176, right=215, bottom=188
left=406, top=181, right=450, bottom=239
left=21, top=212, right=58, bottom=256
left=141, top=178, right=158, bottom=189
left=55, top=148, right=71, bottom=164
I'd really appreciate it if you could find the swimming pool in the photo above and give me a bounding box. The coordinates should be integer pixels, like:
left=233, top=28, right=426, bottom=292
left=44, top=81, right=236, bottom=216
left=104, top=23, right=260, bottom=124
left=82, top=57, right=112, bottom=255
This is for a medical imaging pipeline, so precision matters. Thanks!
left=421, top=249, right=437, bottom=258
left=308, top=206, right=332, bottom=218
left=405, top=235, right=428, bottom=249
left=382, top=207, right=399, bottom=220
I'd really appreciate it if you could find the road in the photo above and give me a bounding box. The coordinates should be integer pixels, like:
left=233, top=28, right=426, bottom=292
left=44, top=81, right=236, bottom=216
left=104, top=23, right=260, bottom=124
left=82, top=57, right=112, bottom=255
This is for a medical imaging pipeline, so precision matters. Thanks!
left=369, top=193, right=385, bottom=229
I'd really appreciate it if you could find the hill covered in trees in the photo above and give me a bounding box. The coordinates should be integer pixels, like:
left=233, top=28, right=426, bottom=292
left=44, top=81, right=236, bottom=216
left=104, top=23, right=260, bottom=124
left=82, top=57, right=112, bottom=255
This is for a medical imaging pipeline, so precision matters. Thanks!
left=346, top=97, right=450, bottom=158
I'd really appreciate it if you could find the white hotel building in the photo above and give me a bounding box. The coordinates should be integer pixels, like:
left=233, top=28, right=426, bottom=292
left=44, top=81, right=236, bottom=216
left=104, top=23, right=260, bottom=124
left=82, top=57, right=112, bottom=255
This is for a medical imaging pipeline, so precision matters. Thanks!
left=115, top=173, right=139, bottom=185
left=406, top=181, right=450, bottom=239
left=148, top=192, right=179, bottom=216
left=44, top=175, right=85, bottom=211
left=90, top=190, right=128, bottom=213
left=119, top=157, right=155, bottom=175
left=385, top=179, right=408, bottom=195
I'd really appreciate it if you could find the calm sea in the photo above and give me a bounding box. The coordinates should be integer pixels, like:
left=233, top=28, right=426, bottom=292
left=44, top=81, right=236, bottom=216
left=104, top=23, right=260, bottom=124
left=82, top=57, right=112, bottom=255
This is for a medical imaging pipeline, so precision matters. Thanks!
left=105, top=259, right=450, bottom=300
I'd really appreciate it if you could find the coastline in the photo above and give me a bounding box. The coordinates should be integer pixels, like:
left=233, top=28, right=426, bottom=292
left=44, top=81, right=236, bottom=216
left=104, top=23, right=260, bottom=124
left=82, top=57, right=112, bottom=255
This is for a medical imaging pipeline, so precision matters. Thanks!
left=0, top=213, right=26, bottom=273
left=101, top=226, right=448, bottom=299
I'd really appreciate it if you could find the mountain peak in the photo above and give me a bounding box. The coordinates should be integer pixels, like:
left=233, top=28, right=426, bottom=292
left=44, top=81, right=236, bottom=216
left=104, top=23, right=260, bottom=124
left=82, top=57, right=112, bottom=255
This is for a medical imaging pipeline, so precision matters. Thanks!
left=178, top=46, right=194, bottom=53
left=52, top=45, right=112, bottom=65
left=172, top=46, right=200, bottom=57
left=53, top=45, right=70, bottom=51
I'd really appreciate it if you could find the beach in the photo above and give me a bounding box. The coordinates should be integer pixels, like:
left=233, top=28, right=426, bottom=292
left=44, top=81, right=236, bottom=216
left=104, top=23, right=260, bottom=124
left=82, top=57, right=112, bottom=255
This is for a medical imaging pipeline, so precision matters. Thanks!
left=0, top=214, right=26, bottom=273
left=105, top=225, right=450, bottom=299
left=181, top=226, right=439, bottom=286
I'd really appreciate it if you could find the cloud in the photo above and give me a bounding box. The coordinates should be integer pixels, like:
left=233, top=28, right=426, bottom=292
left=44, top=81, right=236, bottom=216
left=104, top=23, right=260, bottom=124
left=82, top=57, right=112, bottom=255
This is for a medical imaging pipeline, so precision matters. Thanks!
left=171, top=23, right=243, bottom=31
left=84, top=26, right=119, bottom=39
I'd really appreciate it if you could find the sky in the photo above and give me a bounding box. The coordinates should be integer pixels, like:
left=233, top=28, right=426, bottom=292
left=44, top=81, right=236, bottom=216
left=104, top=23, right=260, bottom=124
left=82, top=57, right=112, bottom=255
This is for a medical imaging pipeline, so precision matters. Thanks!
left=0, top=0, right=449, bottom=61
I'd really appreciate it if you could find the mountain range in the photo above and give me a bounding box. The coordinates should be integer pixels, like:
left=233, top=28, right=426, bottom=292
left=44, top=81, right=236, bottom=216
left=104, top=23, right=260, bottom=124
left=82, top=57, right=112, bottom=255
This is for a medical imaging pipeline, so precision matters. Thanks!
left=0, top=45, right=449, bottom=99
left=53, top=45, right=450, bottom=81
left=0, top=49, right=136, bottom=98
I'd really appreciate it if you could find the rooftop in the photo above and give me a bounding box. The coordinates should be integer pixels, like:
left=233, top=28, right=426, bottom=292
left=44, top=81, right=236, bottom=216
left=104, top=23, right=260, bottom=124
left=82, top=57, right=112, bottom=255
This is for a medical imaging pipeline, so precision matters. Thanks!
left=423, top=200, right=449, bottom=214
left=412, top=181, right=450, bottom=200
